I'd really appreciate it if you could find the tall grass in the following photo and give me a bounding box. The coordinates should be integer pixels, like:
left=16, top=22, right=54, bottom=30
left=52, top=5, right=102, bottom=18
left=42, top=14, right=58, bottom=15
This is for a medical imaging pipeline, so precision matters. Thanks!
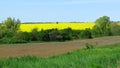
left=0, top=44, right=120, bottom=68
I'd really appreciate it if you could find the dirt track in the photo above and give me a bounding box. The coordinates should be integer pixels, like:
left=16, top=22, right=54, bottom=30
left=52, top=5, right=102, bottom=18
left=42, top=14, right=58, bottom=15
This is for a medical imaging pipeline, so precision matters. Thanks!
left=0, top=36, right=120, bottom=58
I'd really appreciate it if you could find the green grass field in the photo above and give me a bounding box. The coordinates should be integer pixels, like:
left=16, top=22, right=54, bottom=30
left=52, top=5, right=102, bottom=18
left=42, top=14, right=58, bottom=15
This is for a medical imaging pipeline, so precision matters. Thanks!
left=0, top=44, right=120, bottom=68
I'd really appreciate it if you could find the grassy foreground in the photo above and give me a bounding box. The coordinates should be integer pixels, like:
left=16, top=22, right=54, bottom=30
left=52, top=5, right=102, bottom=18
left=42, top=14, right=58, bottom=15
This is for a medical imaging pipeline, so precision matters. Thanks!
left=0, top=44, right=120, bottom=68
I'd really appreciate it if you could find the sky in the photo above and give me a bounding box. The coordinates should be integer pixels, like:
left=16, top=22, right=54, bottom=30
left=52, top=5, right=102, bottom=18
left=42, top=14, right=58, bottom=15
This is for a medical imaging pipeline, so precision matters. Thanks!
left=0, top=0, right=120, bottom=22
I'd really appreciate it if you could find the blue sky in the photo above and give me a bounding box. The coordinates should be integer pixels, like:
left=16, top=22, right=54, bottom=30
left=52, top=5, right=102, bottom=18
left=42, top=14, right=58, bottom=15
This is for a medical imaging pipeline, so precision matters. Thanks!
left=0, top=0, right=120, bottom=22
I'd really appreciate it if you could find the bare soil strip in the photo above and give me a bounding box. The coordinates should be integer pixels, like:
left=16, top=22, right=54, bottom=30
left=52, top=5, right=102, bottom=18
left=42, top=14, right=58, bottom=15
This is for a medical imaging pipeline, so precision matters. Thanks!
left=0, top=36, right=120, bottom=58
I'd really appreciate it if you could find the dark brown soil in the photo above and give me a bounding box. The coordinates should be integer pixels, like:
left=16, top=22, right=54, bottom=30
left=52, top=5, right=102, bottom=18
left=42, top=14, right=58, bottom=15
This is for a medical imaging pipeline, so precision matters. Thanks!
left=0, top=36, right=120, bottom=58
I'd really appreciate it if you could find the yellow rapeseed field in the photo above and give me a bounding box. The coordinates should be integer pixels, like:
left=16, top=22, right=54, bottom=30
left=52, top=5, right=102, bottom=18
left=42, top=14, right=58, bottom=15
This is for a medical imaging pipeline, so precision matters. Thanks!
left=20, top=23, right=95, bottom=32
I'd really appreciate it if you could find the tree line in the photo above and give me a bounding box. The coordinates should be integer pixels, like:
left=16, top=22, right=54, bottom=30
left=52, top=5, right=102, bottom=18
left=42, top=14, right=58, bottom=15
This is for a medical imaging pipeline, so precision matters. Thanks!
left=0, top=16, right=120, bottom=44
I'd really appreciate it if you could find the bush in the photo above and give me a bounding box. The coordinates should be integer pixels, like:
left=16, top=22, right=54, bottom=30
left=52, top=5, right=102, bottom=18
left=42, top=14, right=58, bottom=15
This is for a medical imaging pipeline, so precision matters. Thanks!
left=85, top=43, right=94, bottom=49
left=80, top=29, right=92, bottom=39
left=92, top=26, right=103, bottom=37
left=48, top=29, right=63, bottom=41
left=60, top=28, right=73, bottom=41
left=39, top=29, right=64, bottom=41
left=110, top=23, right=120, bottom=36
left=15, top=32, right=31, bottom=42
left=38, top=28, right=79, bottom=42
left=39, top=29, right=51, bottom=41
left=0, top=37, right=27, bottom=44
left=71, top=30, right=81, bottom=39
left=30, top=28, right=39, bottom=41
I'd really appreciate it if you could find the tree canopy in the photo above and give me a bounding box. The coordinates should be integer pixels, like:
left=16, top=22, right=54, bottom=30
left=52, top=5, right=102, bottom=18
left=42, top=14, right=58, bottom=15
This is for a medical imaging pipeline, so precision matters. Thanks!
left=92, top=16, right=111, bottom=36
left=3, top=17, right=21, bottom=32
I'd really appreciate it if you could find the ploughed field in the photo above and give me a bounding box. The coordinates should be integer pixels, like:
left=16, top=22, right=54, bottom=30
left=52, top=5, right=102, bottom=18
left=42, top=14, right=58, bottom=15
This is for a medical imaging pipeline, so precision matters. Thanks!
left=0, top=36, right=120, bottom=58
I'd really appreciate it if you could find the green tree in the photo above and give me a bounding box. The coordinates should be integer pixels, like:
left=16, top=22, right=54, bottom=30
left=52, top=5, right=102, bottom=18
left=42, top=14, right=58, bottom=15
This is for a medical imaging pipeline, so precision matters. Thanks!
left=3, top=17, right=20, bottom=32
left=92, top=16, right=111, bottom=37
left=0, top=24, right=6, bottom=39
left=110, top=23, right=120, bottom=35
left=0, top=17, right=21, bottom=43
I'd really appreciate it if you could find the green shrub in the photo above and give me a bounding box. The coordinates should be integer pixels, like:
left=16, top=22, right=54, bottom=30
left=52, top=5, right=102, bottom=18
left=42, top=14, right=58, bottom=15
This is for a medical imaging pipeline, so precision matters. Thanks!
left=60, top=28, right=73, bottom=41
left=15, top=32, right=31, bottom=42
left=30, top=28, right=39, bottom=41
left=48, top=29, right=63, bottom=41
left=110, top=23, right=120, bottom=36
left=40, top=29, right=51, bottom=41
left=80, top=29, right=92, bottom=39
left=71, top=30, right=81, bottom=39
left=85, top=43, right=94, bottom=49
left=0, top=37, right=27, bottom=44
